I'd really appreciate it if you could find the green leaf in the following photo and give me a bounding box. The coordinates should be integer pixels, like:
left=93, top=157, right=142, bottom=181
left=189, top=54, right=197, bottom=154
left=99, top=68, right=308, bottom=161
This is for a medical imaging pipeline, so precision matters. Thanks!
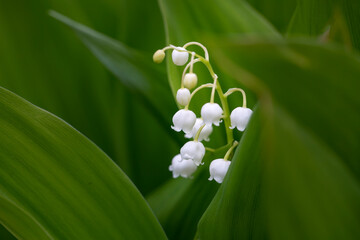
left=0, top=225, right=16, bottom=240
left=49, top=10, right=182, bottom=194
left=198, top=38, right=360, bottom=239
left=49, top=10, right=176, bottom=130
left=211, top=39, right=360, bottom=174
left=287, top=0, right=333, bottom=37
left=0, top=86, right=167, bottom=239
left=287, top=0, right=360, bottom=51
left=246, top=0, right=297, bottom=33
left=198, top=107, right=266, bottom=239
left=0, top=0, right=177, bottom=195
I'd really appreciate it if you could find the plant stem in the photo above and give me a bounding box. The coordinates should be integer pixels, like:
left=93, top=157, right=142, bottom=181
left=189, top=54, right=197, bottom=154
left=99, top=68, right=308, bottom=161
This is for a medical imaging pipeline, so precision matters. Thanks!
left=194, top=124, right=206, bottom=142
left=224, top=141, right=238, bottom=161
left=200, top=58, right=233, bottom=144
left=224, top=88, right=247, bottom=108
left=168, top=45, right=234, bottom=144
left=185, top=83, right=213, bottom=110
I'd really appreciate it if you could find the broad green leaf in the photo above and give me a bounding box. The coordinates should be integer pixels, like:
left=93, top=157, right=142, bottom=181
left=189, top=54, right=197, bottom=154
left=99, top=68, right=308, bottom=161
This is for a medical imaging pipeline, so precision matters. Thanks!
left=211, top=39, right=360, bottom=175
left=287, top=0, right=360, bottom=50
left=0, top=0, right=176, bottom=196
left=330, top=0, right=360, bottom=50
left=287, top=0, right=333, bottom=37
left=200, top=103, right=360, bottom=239
left=50, top=10, right=176, bottom=132
left=0, top=225, right=16, bottom=240
left=49, top=10, right=181, bottom=194
left=0, top=86, right=167, bottom=239
left=198, top=107, right=266, bottom=239
left=198, top=38, right=360, bottom=239
left=247, top=0, right=297, bottom=33
left=0, top=0, right=128, bottom=171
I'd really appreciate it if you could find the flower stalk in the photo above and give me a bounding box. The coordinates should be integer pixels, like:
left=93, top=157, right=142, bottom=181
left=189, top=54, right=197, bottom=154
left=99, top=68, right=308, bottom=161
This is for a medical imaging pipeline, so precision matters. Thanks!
left=153, top=42, right=253, bottom=183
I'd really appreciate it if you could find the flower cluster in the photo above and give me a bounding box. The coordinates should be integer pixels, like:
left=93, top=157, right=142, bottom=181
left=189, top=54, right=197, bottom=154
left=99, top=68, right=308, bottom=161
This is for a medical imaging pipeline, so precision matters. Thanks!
left=153, top=42, right=253, bottom=183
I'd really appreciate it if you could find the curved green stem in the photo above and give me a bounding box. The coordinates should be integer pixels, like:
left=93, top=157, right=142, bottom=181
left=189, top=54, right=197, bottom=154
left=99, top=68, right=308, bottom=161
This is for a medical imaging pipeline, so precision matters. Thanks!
left=185, top=83, right=213, bottom=109
left=183, top=42, right=209, bottom=60
left=181, top=59, right=201, bottom=88
left=194, top=124, right=206, bottom=142
left=224, top=141, right=238, bottom=161
left=210, top=75, right=217, bottom=103
left=205, top=147, right=215, bottom=152
left=224, top=88, right=247, bottom=108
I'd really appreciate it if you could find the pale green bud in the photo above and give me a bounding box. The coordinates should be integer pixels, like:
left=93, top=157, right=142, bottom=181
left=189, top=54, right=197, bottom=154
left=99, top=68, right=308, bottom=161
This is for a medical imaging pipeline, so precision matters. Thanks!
left=184, top=73, right=198, bottom=90
left=153, top=49, right=165, bottom=63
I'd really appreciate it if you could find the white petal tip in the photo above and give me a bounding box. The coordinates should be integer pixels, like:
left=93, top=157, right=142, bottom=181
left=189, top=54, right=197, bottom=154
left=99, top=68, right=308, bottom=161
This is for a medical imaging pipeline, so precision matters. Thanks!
left=171, top=126, right=181, bottom=132
left=214, top=178, right=223, bottom=183
left=237, top=127, right=245, bottom=132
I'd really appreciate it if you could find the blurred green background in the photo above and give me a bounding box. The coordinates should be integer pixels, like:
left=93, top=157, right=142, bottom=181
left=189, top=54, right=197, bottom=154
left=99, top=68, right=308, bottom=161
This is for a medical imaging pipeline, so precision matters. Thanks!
left=0, top=0, right=177, bottom=194
left=0, top=0, right=359, bottom=239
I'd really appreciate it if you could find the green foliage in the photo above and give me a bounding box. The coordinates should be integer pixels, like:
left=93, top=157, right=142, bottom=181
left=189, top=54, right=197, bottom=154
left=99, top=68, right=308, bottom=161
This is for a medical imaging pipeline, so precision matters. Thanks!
left=49, top=11, right=176, bottom=132
left=287, top=0, right=360, bottom=50
left=198, top=39, right=360, bottom=239
left=0, top=87, right=167, bottom=239
left=0, top=0, right=359, bottom=239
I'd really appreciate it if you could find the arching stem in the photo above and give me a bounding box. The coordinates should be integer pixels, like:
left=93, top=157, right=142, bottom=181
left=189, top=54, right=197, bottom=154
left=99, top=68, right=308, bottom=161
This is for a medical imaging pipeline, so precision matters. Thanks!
left=224, top=141, right=239, bottom=161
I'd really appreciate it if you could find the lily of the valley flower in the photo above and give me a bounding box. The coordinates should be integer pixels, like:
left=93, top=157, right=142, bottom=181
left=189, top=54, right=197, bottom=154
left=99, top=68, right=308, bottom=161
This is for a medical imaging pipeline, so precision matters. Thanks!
left=172, top=47, right=189, bottom=66
left=180, top=141, right=205, bottom=166
left=201, top=103, right=223, bottom=126
left=183, top=73, right=198, bottom=90
left=176, top=88, right=191, bottom=106
left=185, top=118, right=213, bottom=142
left=230, top=107, right=253, bottom=131
left=171, top=109, right=196, bottom=133
left=169, top=154, right=197, bottom=178
left=208, top=158, right=231, bottom=183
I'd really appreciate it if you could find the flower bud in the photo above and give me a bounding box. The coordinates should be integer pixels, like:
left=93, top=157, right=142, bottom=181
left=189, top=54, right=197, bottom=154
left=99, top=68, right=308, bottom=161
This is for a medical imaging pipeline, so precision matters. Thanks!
left=171, top=109, right=196, bottom=134
left=176, top=88, right=191, bottom=106
left=230, top=107, right=253, bottom=131
left=183, top=73, right=198, bottom=90
left=185, top=118, right=213, bottom=142
left=201, top=103, right=223, bottom=126
left=180, top=141, right=205, bottom=166
left=172, top=47, right=189, bottom=66
left=208, top=159, right=231, bottom=183
left=169, top=154, right=197, bottom=178
left=153, top=50, right=165, bottom=63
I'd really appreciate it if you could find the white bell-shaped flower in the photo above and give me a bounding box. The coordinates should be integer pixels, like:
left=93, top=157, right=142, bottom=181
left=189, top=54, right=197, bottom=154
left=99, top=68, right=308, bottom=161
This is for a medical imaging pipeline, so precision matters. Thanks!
left=172, top=47, right=189, bottom=66
left=208, top=159, right=231, bottom=183
left=201, top=103, right=223, bottom=126
left=185, top=118, right=213, bottom=142
left=176, top=88, right=191, bottom=106
left=183, top=73, right=198, bottom=90
left=171, top=109, right=196, bottom=134
left=230, top=107, right=253, bottom=131
left=180, top=141, right=206, bottom=166
left=169, top=154, right=197, bottom=178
